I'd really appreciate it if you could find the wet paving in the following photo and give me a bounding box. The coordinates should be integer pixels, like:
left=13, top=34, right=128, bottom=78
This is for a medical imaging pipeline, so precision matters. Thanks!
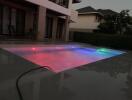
left=0, top=42, right=132, bottom=100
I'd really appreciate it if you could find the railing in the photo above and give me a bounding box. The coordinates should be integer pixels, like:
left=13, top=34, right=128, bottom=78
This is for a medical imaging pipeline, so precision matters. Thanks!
left=49, top=0, right=69, bottom=8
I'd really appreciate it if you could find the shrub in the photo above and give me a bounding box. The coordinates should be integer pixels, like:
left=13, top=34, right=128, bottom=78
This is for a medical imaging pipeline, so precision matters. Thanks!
left=73, top=32, right=132, bottom=50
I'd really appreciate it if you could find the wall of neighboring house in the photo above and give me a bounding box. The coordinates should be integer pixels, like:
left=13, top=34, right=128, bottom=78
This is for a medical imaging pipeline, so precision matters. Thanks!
left=70, top=14, right=101, bottom=32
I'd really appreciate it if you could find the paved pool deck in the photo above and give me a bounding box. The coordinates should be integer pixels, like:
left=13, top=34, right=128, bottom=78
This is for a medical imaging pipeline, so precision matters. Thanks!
left=0, top=41, right=132, bottom=100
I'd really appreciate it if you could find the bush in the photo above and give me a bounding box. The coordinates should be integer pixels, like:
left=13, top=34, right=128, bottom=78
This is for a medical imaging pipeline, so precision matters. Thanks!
left=73, top=32, right=132, bottom=50
left=125, top=28, right=132, bottom=35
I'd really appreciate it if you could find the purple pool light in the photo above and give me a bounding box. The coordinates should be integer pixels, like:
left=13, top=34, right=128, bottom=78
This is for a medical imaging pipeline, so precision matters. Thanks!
left=3, top=45, right=125, bottom=73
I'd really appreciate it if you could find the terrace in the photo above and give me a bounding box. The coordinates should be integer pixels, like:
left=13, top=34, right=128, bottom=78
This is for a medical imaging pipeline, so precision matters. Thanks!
left=49, top=0, right=69, bottom=8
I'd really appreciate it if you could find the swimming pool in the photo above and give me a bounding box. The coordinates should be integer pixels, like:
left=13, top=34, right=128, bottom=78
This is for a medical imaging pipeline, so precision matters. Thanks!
left=3, top=45, right=125, bottom=73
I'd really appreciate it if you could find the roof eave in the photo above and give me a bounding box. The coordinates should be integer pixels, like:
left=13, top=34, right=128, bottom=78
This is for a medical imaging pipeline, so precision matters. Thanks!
left=78, top=12, right=104, bottom=17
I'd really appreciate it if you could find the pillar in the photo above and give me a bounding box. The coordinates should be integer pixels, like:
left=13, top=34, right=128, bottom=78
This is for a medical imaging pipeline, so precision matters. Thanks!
left=64, top=16, right=70, bottom=41
left=36, top=6, right=46, bottom=41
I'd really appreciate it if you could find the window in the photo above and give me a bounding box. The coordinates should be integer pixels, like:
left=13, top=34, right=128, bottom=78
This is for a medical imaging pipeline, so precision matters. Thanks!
left=95, top=15, right=102, bottom=22
left=49, top=0, right=69, bottom=8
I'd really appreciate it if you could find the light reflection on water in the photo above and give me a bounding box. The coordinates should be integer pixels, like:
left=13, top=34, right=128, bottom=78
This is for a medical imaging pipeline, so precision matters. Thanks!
left=3, top=45, right=125, bottom=73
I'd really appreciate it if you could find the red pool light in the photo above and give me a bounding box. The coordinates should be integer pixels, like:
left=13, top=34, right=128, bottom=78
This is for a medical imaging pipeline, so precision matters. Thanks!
left=32, top=48, right=36, bottom=51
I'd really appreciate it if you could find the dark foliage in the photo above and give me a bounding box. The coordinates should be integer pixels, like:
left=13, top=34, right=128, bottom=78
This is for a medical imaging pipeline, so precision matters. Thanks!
left=73, top=32, right=132, bottom=50
left=98, top=10, right=132, bottom=34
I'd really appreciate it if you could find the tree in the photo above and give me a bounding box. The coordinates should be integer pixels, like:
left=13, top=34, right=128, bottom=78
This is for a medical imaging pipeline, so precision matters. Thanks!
left=117, top=10, right=131, bottom=34
left=98, top=15, right=117, bottom=33
left=98, top=10, right=131, bottom=34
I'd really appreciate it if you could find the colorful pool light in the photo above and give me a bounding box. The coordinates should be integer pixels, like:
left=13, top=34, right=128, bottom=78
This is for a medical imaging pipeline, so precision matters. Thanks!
left=97, top=48, right=110, bottom=52
left=32, top=48, right=36, bottom=51
left=3, top=45, right=125, bottom=73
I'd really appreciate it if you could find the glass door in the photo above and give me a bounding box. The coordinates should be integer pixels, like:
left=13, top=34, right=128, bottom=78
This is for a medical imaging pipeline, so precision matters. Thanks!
left=10, top=8, right=17, bottom=36
left=16, top=10, right=25, bottom=35
left=56, top=18, right=64, bottom=40
left=0, top=5, right=25, bottom=37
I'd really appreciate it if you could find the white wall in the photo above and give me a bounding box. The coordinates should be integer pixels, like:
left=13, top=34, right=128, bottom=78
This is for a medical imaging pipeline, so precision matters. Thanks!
left=70, top=9, right=78, bottom=22
left=70, top=14, right=100, bottom=31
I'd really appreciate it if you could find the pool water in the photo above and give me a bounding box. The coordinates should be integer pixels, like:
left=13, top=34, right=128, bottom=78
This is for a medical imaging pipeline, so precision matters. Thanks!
left=3, top=45, right=125, bottom=73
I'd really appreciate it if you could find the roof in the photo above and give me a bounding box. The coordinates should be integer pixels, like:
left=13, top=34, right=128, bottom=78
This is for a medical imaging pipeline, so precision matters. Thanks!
left=97, top=9, right=118, bottom=16
left=77, top=6, right=97, bottom=13
left=77, top=6, right=118, bottom=16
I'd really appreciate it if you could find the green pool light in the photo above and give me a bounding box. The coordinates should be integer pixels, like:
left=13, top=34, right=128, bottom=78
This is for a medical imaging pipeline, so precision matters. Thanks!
left=97, top=48, right=109, bottom=52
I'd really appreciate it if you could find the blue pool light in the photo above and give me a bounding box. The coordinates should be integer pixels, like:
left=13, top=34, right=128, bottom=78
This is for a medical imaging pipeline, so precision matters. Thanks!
left=97, top=48, right=110, bottom=53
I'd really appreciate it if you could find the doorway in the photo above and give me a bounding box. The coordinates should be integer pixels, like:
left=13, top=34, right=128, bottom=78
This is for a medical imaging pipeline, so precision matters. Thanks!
left=45, top=16, right=53, bottom=39
left=16, top=9, right=25, bottom=35
left=56, top=18, right=64, bottom=40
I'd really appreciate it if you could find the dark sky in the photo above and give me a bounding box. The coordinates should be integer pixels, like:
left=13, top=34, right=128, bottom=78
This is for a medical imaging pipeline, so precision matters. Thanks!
left=72, top=0, right=132, bottom=15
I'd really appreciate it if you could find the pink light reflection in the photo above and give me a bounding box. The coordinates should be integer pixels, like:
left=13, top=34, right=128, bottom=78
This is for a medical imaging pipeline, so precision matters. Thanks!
left=3, top=45, right=123, bottom=73
left=32, top=48, right=36, bottom=51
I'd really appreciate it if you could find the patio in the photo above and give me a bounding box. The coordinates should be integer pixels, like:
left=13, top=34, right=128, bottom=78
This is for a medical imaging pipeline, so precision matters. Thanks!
left=0, top=41, right=132, bottom=100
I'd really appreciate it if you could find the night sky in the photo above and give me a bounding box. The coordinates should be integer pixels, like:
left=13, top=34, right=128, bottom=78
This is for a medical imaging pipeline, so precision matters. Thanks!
left=73, top=0, right=132, bottom=15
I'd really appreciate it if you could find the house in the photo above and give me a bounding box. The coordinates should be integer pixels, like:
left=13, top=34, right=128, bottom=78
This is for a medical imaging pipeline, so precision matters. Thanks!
left=70, top=6, right=103, bottom=34
left=0, top=0, right=81, bottom=41
left=70, top=6, right=118, bottom=36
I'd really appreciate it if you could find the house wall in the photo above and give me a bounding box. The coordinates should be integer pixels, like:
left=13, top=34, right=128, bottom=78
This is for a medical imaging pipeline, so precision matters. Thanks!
left=0, top=0, right=79, bottom=41
left=25, top=0, right=78, bottom=41
left=70, top=14, right=101, bottom=32
left=70, top=9, right=78, bottom=22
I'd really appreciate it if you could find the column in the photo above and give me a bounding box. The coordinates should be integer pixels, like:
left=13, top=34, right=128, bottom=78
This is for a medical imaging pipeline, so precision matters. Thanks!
left=68, top=0, right=73, bottom=9
left=64, top=16, right=70, bottom=41
left=36, top=6, right=46, bottom=41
